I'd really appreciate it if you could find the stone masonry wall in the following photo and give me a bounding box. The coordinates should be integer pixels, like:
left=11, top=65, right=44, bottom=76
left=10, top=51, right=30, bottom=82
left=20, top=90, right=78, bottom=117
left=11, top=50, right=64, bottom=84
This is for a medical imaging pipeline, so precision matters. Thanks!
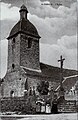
left=2, top=72, right=60, bottom=97
left=20, top=34, right=40, bottom=70
left=1, top=97, right=77, bottom=113
left=1, top=96, right=36, bottom=114
left=7, top=34, right=20, bottom=73
left=58, top=100, right=77, bottom=113
left=2, top=71, right=28, bottom=97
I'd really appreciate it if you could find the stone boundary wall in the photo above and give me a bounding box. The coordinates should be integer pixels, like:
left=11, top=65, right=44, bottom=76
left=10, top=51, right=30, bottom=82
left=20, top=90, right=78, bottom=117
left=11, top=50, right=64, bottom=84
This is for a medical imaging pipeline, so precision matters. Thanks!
left=1, top=97, right=36, bottom=114
left=58, top=100, right=77, bottom=113
left=1, top=97, right=78, bottom=114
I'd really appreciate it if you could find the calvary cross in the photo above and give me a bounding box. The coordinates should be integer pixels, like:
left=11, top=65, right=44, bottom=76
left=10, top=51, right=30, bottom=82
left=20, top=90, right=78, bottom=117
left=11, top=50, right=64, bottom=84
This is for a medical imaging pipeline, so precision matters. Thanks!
left=58, top=55, right=65, bottom=91
left=58, top=55, right=65, bottom=69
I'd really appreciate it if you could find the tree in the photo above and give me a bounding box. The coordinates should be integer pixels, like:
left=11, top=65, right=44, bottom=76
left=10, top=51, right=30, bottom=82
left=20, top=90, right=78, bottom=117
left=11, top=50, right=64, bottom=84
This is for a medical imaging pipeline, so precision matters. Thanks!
left=37, top=81, right=49, bottom=95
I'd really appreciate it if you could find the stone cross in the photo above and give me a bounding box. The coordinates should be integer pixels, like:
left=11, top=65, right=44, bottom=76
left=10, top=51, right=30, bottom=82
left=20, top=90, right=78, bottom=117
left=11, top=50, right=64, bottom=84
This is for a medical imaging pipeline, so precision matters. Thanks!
left=58, top=55, right=65, bottom=69
left=58, top=55, right=65, bottom=98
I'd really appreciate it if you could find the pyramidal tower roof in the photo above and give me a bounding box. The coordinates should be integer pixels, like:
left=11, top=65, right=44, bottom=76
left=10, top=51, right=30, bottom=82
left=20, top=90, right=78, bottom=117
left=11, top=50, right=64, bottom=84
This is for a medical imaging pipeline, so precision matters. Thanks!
left=7, top=4, right=40, bottom=39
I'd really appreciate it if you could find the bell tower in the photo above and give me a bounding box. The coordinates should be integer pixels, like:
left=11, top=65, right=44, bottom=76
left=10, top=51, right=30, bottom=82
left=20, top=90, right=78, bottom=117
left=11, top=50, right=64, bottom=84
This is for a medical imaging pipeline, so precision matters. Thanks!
left=7, top=4, right=41, bottom=72
left=19, top=5, right=41, bottom=71
left=3, top=4, right=41, bottom=97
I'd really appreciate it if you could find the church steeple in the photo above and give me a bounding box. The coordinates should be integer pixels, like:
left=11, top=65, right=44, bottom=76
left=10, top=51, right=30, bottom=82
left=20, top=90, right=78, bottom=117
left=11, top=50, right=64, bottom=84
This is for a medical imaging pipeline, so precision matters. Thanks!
left=19, top=4, right=28, bottom=20
left=7, top=4, right=41, bottom=71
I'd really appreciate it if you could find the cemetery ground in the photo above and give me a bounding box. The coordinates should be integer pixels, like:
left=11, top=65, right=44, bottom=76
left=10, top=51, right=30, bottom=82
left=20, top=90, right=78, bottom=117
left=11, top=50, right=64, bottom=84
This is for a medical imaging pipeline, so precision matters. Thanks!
left=0, top=113, right=78, bottom=120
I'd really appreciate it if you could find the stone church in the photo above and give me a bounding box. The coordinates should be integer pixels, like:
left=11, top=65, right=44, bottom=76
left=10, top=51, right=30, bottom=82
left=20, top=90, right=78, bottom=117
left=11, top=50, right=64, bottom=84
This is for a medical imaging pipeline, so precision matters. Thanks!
left=1, top=4, right=78, bottom=103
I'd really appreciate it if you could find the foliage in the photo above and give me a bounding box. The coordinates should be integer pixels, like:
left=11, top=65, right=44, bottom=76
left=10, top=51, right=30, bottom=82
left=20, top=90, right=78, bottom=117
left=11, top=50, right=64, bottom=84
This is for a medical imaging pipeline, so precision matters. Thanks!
left=37, top=81, right=49, bottom=95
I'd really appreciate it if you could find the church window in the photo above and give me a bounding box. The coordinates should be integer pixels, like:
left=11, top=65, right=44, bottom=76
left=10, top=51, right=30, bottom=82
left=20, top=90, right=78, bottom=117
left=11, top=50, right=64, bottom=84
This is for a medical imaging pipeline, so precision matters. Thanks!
left=19, top=78, right=21, bottom=80
left=12, top=38, right=15, bottom=53
left=13, top=38, right=15, bottom=43
left=28, top=38, right=32, bottom=48
left=12, top=64, right=15, bottom=69
left=10, top=90, right=14, bottom=98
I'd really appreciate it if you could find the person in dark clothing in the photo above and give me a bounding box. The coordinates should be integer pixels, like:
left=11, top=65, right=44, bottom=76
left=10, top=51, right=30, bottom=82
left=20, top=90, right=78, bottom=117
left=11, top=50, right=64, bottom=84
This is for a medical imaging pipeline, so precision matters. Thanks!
left=51, top=101, right=58, bottom=114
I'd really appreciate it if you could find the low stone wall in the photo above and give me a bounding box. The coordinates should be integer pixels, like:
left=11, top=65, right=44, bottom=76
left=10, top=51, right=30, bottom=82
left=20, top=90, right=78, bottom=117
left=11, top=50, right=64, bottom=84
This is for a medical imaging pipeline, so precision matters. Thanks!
left=58, top=100, right=77, bottom=113
left=1, top=97, right=77, bottom=114
left=1, top=96, right=36, bottom=114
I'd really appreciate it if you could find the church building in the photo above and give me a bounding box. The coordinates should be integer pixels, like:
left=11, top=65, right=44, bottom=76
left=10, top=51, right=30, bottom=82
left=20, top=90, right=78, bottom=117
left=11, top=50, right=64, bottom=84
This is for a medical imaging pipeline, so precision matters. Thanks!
left=1, top=4, right=77, bottom=101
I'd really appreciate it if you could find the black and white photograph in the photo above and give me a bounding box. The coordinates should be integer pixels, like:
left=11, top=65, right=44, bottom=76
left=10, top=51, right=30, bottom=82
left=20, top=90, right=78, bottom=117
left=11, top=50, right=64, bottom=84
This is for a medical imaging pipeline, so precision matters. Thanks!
left=0, top=0, right=78, bottom=120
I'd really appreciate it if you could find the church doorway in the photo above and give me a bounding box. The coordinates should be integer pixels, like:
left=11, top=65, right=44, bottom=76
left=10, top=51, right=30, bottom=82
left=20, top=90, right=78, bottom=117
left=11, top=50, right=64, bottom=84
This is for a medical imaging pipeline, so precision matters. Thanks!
left=25, top=78, right=28, bottom=91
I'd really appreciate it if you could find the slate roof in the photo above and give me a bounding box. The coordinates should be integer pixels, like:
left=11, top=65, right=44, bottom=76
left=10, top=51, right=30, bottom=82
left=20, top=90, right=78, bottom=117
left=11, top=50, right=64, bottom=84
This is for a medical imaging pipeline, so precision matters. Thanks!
left=23, top=63, right=78, bottom=82
left=7, top=19, right=40, bottom=39
left=23, top=63, right=78, bottom=91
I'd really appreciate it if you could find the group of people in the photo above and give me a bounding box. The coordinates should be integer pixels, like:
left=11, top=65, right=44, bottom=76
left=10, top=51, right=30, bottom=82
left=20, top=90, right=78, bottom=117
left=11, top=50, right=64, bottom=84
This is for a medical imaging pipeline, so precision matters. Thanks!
left=24, top=86, right=36, bottom=97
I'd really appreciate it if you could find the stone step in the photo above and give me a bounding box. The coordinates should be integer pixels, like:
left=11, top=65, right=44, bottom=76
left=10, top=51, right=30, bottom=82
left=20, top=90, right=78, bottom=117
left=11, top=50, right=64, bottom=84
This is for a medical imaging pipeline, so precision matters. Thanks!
left=58, top=100, right=77, bottom=113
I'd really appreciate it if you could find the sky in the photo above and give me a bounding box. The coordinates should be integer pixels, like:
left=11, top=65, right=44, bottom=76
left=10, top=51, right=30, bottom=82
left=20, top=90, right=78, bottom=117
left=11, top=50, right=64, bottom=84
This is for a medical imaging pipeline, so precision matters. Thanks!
left=0, top=0, right=77, bottom=78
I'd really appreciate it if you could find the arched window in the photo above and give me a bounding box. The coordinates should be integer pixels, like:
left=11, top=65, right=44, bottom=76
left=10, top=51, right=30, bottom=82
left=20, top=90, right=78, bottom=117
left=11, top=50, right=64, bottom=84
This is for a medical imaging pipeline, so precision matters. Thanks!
left=12, top=64, right=15, bottom=69
left=12, top=38, right=15, bottom=61
left=12, top=38, right=15, bottom=48
left=13, top=38, right=15, bottom=43
left=10, top=90, right=14, bottom=98
left=28, top=38, right=32, bottom=48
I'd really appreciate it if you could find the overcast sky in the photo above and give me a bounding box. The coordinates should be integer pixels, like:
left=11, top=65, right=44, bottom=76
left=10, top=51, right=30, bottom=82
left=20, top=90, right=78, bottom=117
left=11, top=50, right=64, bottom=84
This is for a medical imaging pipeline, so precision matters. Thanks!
left=0, top=0, right=77, bottom=78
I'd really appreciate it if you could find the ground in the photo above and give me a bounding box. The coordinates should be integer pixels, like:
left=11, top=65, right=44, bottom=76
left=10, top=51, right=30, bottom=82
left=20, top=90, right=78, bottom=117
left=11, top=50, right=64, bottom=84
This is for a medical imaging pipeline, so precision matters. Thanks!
left=0, top=113, right=78, bottom=120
